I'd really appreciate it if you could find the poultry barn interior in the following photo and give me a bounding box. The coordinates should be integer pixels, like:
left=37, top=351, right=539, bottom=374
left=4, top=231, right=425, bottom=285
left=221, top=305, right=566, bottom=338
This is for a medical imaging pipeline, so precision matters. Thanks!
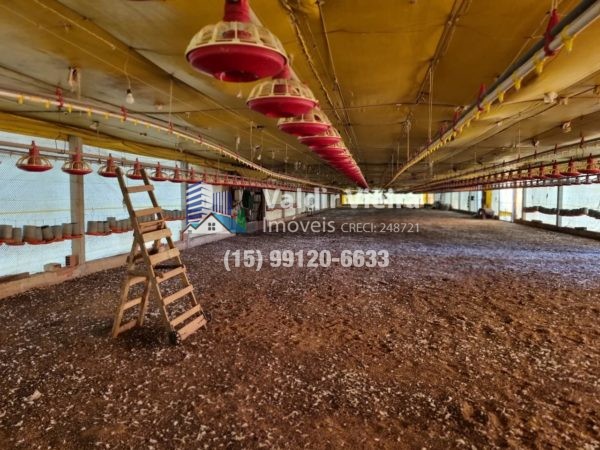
left=0, top=0, right=599, bottom=448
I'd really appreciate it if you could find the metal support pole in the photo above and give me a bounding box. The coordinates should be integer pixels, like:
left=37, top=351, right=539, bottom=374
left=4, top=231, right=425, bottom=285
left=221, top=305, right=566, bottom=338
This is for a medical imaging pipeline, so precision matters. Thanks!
left=68, top=135, right=85, bottom=264
left=556, top=185, right=563, bottom=227
left=521, top=186, right=527, bottom=220
left=180, top=162, right=188, bottom=242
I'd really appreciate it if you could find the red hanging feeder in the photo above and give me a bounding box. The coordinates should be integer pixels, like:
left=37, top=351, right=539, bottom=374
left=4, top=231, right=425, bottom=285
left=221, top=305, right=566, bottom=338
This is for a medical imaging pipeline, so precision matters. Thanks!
left=342, top=163, right=357, bottom=171
left=185, top=0, right=287, bottom=82
left=322, top=151, right=352, bottom=164
left=312, top=143, right=348, bottom=159
left=170, top=166, right=186, bottom=183
left=277, top=109, right=331, bottom=136
left=328, top=159, right=355, bottom=170
left=16, top=141, right=53, bottom=172
left=560, top=158, right=580, bottom=177
left=150, top=162, right=169, bottom=182
left=521, top=165, right=534, bottom=180
left=547, top=161, right=563, bottom=179
left=515, top=170, right=523, bottom=181
left=247, top=66, right=317, bottom=118
left=299, top=128, right=342, bottom=149
left=62, top=151, right=92, bottom=176
left=98, top=154, right=119, bottom=178
left=187, top=167, right=201, bottom=184
left=127, top=159, right=144, bottom=180
left=535, top=165, right=548, bottom=180
left=580, top=154, right=600, bottom=174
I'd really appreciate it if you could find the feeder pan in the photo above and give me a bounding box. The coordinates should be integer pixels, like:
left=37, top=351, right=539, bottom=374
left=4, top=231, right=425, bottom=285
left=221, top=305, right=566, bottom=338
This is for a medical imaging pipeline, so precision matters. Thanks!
left=278, top=109, right=331, bottom=136
left=16, top=141, right=53, bottom=172
left=150, top=162, right=169, bottom=182
left=559, top=159, right=580, bottom=177
left=312, top=143, right=348, bottom=159
left=185, top=0, right=287, bottom=82
left=98, top=154, right=118, bottom=178
left=187, top=168, right=201, bottom=184
left=323, top=153, right=352, bottom=164
left=547, top=161, right=563, bottom=179
left=535, top=165, right=548, bottom=180
left=580, top=155, right=600, bottom=175
left=170, top=166, right=186, bottom=183
left=521, top=166, right=534, bottom=180
left=127, top=159, right=144, bottom=180
left=247, top=66, right=317, bottom=118
left=300, top=128, right=342, bottom=149
left=62, top=152, right=92, bottom=176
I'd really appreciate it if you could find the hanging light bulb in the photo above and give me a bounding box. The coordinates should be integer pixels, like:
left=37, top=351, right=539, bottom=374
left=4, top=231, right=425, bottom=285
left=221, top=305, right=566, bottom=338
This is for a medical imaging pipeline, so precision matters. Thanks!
left=126, top=88, right=135, bottom=105
left=68, top=67, right=80, bottom=93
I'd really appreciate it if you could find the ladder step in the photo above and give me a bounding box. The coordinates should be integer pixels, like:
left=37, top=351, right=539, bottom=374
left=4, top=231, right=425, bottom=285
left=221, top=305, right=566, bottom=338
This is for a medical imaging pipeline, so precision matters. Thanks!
left=154, top=264, right=182, bottom=270
left=170, top=305, right=201, bottom=328
left=177, top=316, right=207, bottom=341
left=123, top=297, right=142, bottom=311
left=142, top=228, right=171, bottom=243
left=127, top=185, right=154, bottom=194
left=128, top=276, right=147, bottom=286
left=149, top=248, right=180, bottom=266
left=118, top=319, right=138, bottom=334
left=163, top=285, right=194, bottom=306
left=135, top=207, right=162, bottom=218
left=157, top=266, right=186, bottom=284
left=139, top=220, right=165, bottom=232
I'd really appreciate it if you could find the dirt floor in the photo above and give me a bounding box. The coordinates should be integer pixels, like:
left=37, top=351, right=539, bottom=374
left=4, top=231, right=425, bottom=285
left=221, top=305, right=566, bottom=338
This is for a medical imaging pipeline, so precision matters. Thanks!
left=0, top=208, right=599, bottom=449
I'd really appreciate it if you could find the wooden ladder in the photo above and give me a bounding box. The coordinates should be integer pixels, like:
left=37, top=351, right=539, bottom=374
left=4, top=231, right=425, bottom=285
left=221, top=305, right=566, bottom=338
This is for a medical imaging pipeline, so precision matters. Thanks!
left=111, top=167, right=207, bottom=343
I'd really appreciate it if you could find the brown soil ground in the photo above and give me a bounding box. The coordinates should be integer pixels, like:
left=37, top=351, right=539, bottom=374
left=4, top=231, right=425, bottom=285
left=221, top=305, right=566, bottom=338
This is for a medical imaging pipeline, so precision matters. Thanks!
left=0, top=209, right=599, bottom=449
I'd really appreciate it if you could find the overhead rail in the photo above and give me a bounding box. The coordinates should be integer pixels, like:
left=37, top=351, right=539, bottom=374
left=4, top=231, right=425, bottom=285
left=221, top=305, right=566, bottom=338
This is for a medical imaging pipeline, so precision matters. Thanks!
left=409, top=136, right=600, bottom=191
left=412, top=154, right=600, bottom=193
left=0, top=140, right=334, bottom=192
left=385, top=0, right=600, bottom=187
left=0, top=88, right=338, bottom=190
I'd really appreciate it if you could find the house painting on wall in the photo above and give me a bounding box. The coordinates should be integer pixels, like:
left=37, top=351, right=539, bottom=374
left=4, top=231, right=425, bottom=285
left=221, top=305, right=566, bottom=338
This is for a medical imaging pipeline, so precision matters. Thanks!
left=184, top=212, right=244, bottom=236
